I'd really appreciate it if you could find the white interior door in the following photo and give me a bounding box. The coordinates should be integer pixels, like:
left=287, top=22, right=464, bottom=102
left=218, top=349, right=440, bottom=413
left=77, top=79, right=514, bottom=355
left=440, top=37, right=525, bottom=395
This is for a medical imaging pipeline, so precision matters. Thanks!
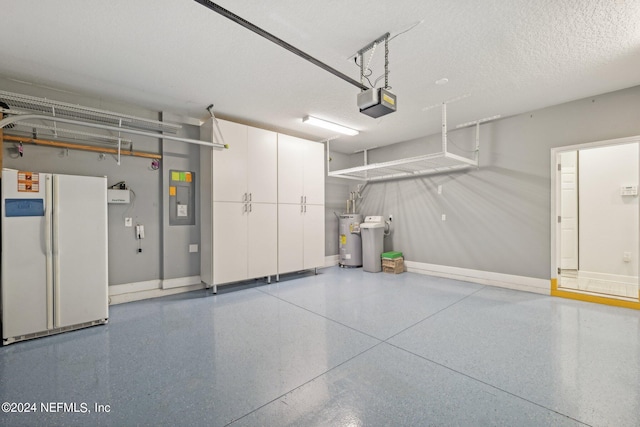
left=560, top=151, right=578, bottom=270
left=213, top=202, right=248, bottom=284
left=213, top=120, right=248, bottom=202
left=247, top=128, right=277, bottom=203
left=1, top=170, right=49, bottom=339
left=247, top=203, right=277, bottom=278
left=278, top=204, right=304, bottom=274
left=54, top=174, right=108, bottom=328
left=303, top=204, right=325, bottom=269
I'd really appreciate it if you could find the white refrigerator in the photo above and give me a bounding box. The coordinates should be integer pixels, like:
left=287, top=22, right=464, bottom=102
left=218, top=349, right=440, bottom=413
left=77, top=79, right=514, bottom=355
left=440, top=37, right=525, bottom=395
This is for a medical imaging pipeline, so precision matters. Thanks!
left=1, top=168, right=108, bottom=345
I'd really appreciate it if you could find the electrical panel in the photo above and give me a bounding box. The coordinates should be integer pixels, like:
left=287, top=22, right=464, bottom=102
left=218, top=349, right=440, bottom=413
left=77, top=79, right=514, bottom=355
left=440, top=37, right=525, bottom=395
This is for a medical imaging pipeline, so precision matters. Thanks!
left=169, top=170, right=195, bottom=226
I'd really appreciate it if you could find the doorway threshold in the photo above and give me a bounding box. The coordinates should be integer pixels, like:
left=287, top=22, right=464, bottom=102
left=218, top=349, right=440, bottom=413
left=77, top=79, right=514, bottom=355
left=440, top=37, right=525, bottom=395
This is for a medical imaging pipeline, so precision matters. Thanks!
left=551, top=278, right=640, bottom=310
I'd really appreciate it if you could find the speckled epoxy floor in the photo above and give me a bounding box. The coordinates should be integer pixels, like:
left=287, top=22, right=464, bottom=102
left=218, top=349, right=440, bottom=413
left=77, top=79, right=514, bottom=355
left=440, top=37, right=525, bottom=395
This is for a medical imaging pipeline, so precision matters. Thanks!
left=1, top=266, right=639, bottom=426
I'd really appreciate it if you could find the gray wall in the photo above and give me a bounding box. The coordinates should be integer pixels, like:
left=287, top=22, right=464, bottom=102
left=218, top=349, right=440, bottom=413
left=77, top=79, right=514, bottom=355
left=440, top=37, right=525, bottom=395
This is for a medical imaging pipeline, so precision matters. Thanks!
left=160, top=118, right=201, bottom=280
left=1, top=78, right=201, bottom=285
left=353, top=85, right=640, bottom=279
left=324, top=150, right=356, bottom=257
left=5, top=76, right=640, bottom=282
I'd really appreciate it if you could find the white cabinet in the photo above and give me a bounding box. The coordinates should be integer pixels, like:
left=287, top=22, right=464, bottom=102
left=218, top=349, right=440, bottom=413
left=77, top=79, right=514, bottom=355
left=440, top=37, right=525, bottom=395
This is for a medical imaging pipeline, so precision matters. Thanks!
left=277, top=135, right=325, bottom=275
left=277, top=204, right=304, bottom=274
left=278, top=134, right=325, bottom=205
left=213, top=202, right=248, bottom=284
left=247, top=127, right=278, bottom=204
left=213, top=121, right=277, bottom=204
left=202, top=120, right=324, bottom=287
left=201, top=119, right=278, bottom=287
left=277, top=204, right=325, bottom=274
left=302, top=142, right=325, bottom=205
left=247, top=203, right=278, bottom=278
left=212, top=120, right=248, bottom=202
left=277, top=134, right=304, bottom=204
left=302, top=204, right=325, bottom=268
left=213, top=201, right=277, bottom=285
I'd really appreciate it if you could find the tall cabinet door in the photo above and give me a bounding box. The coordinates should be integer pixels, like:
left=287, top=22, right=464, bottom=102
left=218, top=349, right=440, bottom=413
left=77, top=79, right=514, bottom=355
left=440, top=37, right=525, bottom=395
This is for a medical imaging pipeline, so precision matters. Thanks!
left=213, top=120, right=248, bottom=202
left=278, top=134, right=304, bottom=204
left=213, top=202, right=248, bottom=285
left=248, top=128, right=277, bottom=203
left=278, top=204, right=304, bottom=274
left=303, top=204, right=325, bottom=269
left=303, top=141, right=325, bottom=206
left=54, top=174, right=108, bottom=328
left=248, top=203, right=278, bottom=278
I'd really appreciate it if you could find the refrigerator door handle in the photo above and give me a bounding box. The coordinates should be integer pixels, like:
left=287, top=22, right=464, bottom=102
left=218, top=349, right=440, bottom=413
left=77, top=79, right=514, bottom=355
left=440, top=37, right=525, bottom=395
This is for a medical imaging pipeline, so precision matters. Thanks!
left=45, top=175, right=54, bottom=330
left=52, top=175, right=61, bottom=328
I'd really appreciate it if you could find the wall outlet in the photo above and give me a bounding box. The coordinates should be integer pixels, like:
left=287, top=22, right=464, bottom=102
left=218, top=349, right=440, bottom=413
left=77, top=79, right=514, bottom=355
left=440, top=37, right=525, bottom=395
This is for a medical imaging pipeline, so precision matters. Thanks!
left=389, top=214, right=393, bottom=222
left=441, top=214, right=446, bottom=221
left=623, top=252, right=632, bottom=262
left=438, top=185, right=443, bottom=195
left=125, top=218, right=133, bottom=227
left=189, top=244, right=199, bottom=253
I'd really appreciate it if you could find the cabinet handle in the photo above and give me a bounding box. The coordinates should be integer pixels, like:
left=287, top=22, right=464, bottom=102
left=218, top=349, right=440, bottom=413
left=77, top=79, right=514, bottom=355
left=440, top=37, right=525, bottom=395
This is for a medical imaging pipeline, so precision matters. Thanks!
left=243, top=193, right=247, bottom=202
left=304, top=195, right=307, bottom=204
left=301, top=204, right=304, bottom=213
left=249, top=203, right=252, bottom=213
left=304, top=205, right=306, bottom=213
left=243, top=203, right=247, bottom=213
left=249, top=193, right=252, bottom=202
left=301, top=195, right=304, bottom=204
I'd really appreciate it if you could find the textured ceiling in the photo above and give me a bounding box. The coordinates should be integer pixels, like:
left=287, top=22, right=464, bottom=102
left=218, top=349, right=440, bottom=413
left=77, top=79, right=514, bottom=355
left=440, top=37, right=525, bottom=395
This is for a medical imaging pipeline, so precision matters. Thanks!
left=1, top=0, right=639, bottom=153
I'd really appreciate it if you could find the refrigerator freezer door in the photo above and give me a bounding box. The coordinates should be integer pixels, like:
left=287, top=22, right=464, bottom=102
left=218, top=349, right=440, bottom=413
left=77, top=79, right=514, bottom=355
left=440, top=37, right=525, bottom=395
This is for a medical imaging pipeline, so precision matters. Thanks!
left=1, top=169, right=50, bottom=340
left=53, top=174, right=108, bottom=328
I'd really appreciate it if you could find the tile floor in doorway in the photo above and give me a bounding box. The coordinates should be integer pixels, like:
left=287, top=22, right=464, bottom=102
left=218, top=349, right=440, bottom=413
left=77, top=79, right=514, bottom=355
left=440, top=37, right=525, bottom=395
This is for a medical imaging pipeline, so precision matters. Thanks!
left=1, top=266, right=639, bottom=426
left=560, top=269, right=638, bottom=299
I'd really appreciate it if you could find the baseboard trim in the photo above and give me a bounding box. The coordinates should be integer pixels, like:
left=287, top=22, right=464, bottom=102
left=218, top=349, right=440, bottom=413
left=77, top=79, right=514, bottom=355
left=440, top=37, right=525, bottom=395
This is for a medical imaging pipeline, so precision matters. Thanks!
left=162, top=275, right=202, bottom=290
left=551, top=278, right=640, bottom=309
left=404, top=261, right=550, bottom=295
left=325, top=255, right=339, bottom=267
left=109, top=283, right=206, bottom=305
left=108, top=276, right=205, bottom=305
left=109, top=280, right=161, bottom=296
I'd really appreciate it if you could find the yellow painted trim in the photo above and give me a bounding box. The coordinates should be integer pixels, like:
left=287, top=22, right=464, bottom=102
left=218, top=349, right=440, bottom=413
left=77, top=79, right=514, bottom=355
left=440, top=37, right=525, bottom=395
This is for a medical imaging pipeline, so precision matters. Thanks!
left=550, top=278, right=640, bottom=310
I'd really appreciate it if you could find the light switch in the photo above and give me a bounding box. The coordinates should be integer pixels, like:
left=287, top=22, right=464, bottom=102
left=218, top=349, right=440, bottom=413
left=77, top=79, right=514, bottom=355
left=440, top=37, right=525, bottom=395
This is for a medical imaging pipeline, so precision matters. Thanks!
left=189, top=244, right=199, bottom=253
left=125, top=218, right=133, bottom=227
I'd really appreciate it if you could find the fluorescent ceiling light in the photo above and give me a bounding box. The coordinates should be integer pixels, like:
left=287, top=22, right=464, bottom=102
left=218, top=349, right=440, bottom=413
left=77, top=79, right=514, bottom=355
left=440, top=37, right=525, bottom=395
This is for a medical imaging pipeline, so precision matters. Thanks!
left=303, top=115, right=359, bottom=136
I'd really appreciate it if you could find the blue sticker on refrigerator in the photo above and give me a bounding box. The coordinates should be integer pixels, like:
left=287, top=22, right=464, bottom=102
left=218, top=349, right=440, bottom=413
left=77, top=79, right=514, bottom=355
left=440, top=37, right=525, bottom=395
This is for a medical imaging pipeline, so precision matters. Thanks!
left=4, top=199, right=45, bottom=217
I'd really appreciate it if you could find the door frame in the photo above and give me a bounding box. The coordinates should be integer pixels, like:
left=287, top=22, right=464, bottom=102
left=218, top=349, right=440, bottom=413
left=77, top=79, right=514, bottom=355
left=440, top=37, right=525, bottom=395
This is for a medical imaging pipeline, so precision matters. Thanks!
left=550, top=134, right=640, bottom=309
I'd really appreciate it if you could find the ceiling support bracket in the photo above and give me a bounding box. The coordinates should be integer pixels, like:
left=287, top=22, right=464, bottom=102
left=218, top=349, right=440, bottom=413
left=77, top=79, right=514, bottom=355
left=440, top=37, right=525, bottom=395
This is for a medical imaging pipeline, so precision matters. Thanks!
left=357, top=33, right=390, bottom=91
